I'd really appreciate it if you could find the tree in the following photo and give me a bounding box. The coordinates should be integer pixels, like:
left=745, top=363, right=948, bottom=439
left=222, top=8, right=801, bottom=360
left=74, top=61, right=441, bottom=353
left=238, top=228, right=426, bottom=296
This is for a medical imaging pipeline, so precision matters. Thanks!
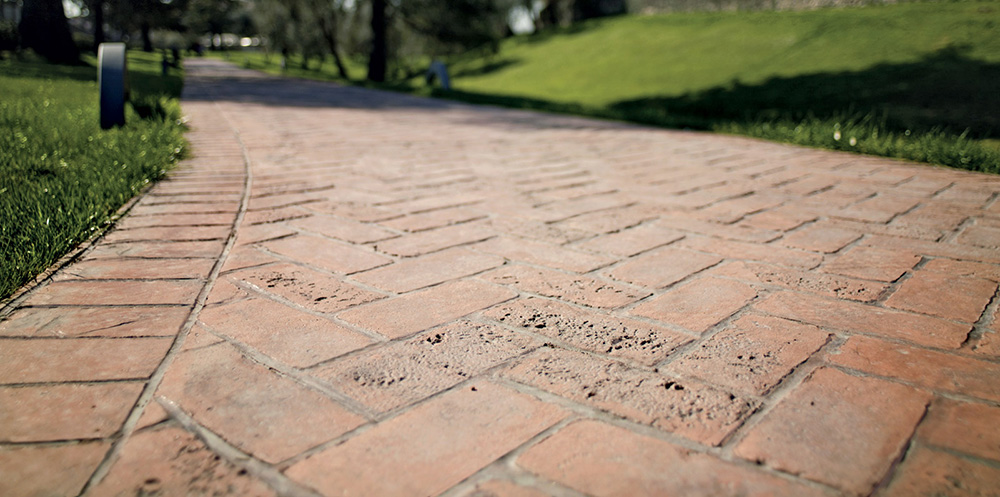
left=367, top=0, right=386, bottom=82
left=19, top=0, right=80, bottom=63
left=303, top=0, right=350, bottom=79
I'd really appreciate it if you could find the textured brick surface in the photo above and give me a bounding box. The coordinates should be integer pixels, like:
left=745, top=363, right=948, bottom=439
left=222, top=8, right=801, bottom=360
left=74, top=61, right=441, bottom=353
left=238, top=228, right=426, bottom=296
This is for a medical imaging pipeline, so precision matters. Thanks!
left=734, top=368, right=931, bottom=495
left=6, top=58, right=1000, bottom=497
left=519, top=420, right=828, bottom=497
left=285, top=382, right=566, bottom=497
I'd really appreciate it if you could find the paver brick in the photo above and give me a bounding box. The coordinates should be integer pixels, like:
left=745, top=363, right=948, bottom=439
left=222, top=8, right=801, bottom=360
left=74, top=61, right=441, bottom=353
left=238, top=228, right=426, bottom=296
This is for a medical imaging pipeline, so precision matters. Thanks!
left=53, top=257, right=216, bottom=281
left=374, top=221, right=495, bottom=257
left=710, top=260, right=888, bottom=302
left=262, top=233, right=393, bottom=274
left=485, top=216, right=590, bottom=245
left=861, top=235, right=1000, bottom=264
left=25, top=280, right=203, bottom=306
left=0, top=383, right=143, bottom=442
left=475, top=236, right=614, bottom=273
left=89, top=424, right=277, bottom=497
left=921, top=258, right=1000, bottom=282
left=884, top=271, right=996, bottom=323
left=290, top=213, right=398, bottom=243
left=631, top=277, right=757, bottom=333
left=235, top=222, right=297, bottom=246
left=482, top=265, right=648, bottom=309
left=820, top=246, right=921, bottom=282
left=157, top=343, right=365, bottom=463
left=834, top=194, right=921, bottom=223
left=338, top=279, right=516, bottom=339
left=352, top=247, right=504, bottom=293
left=606, top=246, right=721, bottom=289
left=733, top=367, right=931, bottom=496
left=285, top=381, right=567, bottom=497
left=87, top=240, right=226, bottom=259
left=555, top=204, right=660, bottom=234
left=917, top=399, right=1000, bottom=462
left=380, top=206, right=486, bottom=233
left=879, top=447, right=1000, bottom=497
left=573, top=222, right=685, bottom=257
left=666, top=314, right=830, bottom=396
left=504, top=347, right=757, bottom=446
left=458, top=479, right=550, bottom=497
left=311, top=320, right=537, bottom=413
left=957, top=224, right=1000, bottom=249
left=830, top=335, right=1000, bottom=403
left=0, top=442, right=110, bottom=497
left=199, top=297, right=373, bottom=368
left=0, top=337, right=171, bottom=383
left=519, top=420, right=828, bottom=497
left=780, top=223, right=862, bottom=253
left=676, top=235, right=823, bottom=269
left=0, top=306, right=188, bottom=338
left=232, top=262, right=384, bottom=313
left=658, top=216, right=781, bottom=243
left=482, top=297, right=692, bottom=366
left=755, top=291, right=970, bottom=349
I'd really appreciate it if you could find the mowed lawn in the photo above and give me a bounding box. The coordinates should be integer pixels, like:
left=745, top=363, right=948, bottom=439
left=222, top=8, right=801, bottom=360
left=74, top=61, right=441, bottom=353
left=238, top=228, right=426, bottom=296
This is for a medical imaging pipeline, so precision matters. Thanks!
left=443, top=1, right=1000, bottom=172
left=0, top=51, right=187, bottom=300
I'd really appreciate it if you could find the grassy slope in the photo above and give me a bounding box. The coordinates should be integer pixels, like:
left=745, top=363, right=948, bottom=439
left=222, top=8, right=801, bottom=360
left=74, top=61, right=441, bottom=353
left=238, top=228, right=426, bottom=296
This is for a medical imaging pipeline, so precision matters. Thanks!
left=0, top=51, right=186, bottom=300
left=444, top=1, right=1000, bottom=172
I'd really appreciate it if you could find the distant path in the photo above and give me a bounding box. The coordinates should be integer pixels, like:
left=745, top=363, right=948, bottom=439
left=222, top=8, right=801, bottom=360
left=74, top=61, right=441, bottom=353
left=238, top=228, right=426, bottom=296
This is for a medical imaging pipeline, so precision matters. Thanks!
left=3, top=57, right=1000, bottom=497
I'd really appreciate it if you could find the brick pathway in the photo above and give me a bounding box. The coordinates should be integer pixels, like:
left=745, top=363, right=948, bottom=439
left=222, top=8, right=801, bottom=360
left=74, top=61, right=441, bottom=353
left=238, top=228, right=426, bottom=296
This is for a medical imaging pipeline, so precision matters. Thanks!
left=3, top=58, right=1000, bottom=497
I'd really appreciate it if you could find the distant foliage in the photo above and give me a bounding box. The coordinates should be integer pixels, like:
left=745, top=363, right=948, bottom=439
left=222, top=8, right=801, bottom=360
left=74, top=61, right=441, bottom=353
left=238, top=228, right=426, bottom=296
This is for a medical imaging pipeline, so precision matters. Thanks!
left=628, top=0, right=898, bottom=13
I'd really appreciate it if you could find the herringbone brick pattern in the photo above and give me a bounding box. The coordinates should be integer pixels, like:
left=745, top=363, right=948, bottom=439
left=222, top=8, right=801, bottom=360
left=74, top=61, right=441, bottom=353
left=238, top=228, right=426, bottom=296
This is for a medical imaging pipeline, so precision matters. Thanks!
left=2, top=59, right=1000, bottom=496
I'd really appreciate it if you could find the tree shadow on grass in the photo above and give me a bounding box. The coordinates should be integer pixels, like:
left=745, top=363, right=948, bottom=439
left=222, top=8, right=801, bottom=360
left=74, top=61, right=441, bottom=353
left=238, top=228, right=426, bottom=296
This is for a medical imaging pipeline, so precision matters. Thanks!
left=608, top=45, right=1000, bottom=139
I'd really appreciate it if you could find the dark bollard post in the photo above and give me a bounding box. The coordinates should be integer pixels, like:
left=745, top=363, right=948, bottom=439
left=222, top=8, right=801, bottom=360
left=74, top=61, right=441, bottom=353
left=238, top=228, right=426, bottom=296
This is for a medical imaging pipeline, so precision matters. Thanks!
left=425, top=61, right=451, bottom=90
left=98, top=42, right=128, bottom=129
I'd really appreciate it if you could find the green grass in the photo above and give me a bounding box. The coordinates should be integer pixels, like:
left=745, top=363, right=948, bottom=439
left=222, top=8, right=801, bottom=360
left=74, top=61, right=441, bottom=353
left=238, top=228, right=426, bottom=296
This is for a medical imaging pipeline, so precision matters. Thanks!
left=222, top=1, right=1000, bottom=173
left=0, top=51, right=187, bottom=301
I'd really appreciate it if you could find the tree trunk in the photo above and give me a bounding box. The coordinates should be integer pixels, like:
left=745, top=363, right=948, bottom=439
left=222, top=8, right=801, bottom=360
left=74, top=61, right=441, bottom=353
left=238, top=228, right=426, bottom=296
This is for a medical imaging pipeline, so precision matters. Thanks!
left=19, top=0, right=80, bottom=64
left=91, top=0, right=104, bottom=53
left=141, top=20, right=152, bottom=52
left=367, top=0, right=387, bottom=82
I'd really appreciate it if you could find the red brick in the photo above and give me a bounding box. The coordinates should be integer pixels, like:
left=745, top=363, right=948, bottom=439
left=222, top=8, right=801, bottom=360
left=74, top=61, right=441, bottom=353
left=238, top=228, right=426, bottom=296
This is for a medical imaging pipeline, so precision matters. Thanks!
left=676, top=235, right=823, bottom=270
left=199, top=297, right=372, bottom=368
left=780, top=223, right=861, bottom=253
left=352, top=247, right=504, bottom=293
left=290, top=213, right=398, bottom=243
left=861, top=235, right=1000, bottom=264
left=695, top=194, right=784, bottom=224
left=741, top=205, right=818, bottom=232
left=305, top=200, right=401, bottom=223
left=158, top=343, right=365, bottom=463
left=0, top=306, right=188, bottom=338
left=25, top=279, right=203, bottom=306
left=475, top=236, right=614, bottom=273
left=389, top=190, right=487, bottom=214
left=482, top=265, right=648, bottom=309
left=917, top=399, right=1000, bottom=462
left=755, top=291, right=970, bottom=349
left=885, top=272, right=996, bottom=323
left=556, top=204, right=660, bottom=234
left=0, top=383, right=143, bottom=441
left=232, top=263, right=384, bottom=313
left=658, top=216, right=781, bottom=243
left=519, top=420, right=827, bottom=497
left=0, top=442, right=110, bottom=497
left=181, top=324, right=224, bottom=351
left=922, top=258, right=1000, bottom=282
left=262, top=233, right=392, bottom=274
left=573, top=223, right=685, bottom=257
left=220, top=246, right=279, bottom=274
left=530, top=194, right=633, bottom=223
left=285, top=382, right=567, bottom=497
left=504, top=348, right=757, bottom=446
left=667, top=314, right=830, bottom=395
left=830, top=335, right=1000, bottom=402
left=87, top=240, right=225, bottom=259
left=834, top=195, right=921, bottom=223
left=458, top=479, right=550, bottom=497
left=129, top=202, right=238, bottom=216
left=881, top=447, right=1000, bottom=497
left=116, top=215, right=234, bottom=230
left=54, top=257, right=215, bottom=280
left=482, top=297, right=691, bottom=366
left=607, top=246, right=721, bottom=289
left=312, top=320, right=536, bottom=413
left=380, top=206, right=486, bottom=233
left=102, top=225, right=231, bottom=243
left=734, top=367, right=930, bottom=496
left=972, top=330, right=1000, bottom=359
left=820, top=246, right=921, bottom=282
left=374, top=221, right=495, bottom=257
left=631, top=277, right=757, bottom=333
left=89, top=425, right=277, bottom=497
left=243, top=205, right=312, bottom=225
left=235, top=222, right=297, bottom=246
left=485, top=216, right=589, bottom=245
left=711, top=260, right=887, bottom=302
left=0, top=337, right=171, bottom=383
left=338, top=279, right=516, bottom=339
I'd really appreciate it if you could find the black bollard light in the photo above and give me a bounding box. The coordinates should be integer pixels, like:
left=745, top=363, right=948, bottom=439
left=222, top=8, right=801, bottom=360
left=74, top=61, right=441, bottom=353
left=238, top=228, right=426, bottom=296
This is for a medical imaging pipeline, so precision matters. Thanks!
left=98, top=42, right=128, bottom=129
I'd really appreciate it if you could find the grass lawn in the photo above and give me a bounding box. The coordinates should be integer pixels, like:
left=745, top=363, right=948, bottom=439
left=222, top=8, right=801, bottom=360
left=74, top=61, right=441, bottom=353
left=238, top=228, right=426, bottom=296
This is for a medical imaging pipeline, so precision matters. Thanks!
left=226, top=1, right=1000, bottom=173
left=0, top=51, right=186, bottom=301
